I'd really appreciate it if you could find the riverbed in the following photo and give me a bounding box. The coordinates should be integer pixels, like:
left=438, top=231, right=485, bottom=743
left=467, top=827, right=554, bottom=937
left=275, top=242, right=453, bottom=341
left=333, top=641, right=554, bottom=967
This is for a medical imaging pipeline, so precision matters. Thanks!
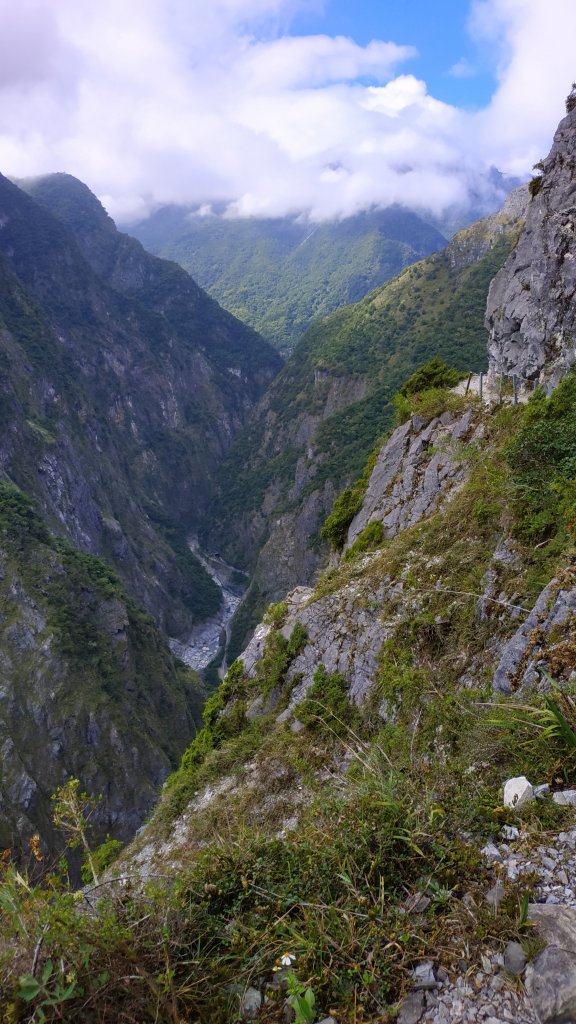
left=169, top=540, right=247, bottom=672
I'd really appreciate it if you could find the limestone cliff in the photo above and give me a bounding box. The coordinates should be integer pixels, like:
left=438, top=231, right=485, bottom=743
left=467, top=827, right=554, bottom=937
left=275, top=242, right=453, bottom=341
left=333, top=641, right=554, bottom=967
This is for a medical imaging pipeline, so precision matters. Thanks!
left=0, top=483, right=203, bottom=857
left=487, top=94, right=576, bottom=388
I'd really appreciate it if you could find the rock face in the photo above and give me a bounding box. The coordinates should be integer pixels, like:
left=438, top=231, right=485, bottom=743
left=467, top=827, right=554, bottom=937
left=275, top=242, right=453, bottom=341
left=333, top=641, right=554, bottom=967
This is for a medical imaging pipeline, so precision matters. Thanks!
left=487, top=99, right=576, bottom=389
left=239, top=406, right=482, bottom=709
left=526, top=906, right=576, bottom=1024
left=346, top=408, right=479, bottom=547
left=0, top=173, right=281, bottom=635
left=0, top=488, right=203, bottom=856
left=493, top=564, right=576, bottom=692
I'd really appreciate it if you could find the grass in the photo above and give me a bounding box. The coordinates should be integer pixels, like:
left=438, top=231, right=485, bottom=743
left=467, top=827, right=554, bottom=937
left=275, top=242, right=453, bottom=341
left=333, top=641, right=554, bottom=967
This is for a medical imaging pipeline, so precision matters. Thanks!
left=0, top=676, right=570, bottom=1023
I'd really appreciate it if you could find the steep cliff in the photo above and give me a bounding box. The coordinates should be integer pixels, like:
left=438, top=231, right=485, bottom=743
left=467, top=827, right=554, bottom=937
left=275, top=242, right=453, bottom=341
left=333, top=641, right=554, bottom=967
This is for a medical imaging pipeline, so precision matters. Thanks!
left=2, top=103, right=576, bottom=1024
left=0, top=482, right=203, bottom=857
left=0, top=173, right=281, bottom=636
left=487, top=92, right=576, bottom=388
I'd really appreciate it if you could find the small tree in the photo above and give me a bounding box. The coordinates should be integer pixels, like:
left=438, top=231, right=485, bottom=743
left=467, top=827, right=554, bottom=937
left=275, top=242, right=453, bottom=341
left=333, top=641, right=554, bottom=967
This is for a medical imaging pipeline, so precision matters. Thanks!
left=51, top=778, right=100, bottom=885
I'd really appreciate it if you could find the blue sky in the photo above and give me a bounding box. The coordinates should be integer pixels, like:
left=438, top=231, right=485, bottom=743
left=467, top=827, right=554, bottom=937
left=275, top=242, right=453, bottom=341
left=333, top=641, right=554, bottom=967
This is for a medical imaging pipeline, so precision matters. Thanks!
left=292, top=0, right=496, bottom=107
left=0, top=0, right=575, bottom=222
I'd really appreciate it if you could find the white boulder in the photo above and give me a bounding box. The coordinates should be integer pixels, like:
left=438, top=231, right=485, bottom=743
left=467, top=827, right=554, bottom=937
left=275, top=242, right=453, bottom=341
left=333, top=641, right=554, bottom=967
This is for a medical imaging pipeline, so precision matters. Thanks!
left=503, top=776, right=534, bottom=809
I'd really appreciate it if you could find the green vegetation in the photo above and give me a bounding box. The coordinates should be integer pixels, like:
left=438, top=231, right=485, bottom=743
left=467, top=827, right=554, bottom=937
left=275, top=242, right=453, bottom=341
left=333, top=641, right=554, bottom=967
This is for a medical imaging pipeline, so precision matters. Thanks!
left=161, top=621, right=307, bottom=821
left=398, top=355, right=465, bottom=397
left=321, top=358, right=467, bottom=550
left=344, top=521, right=385, bottom=561
left=2, top=386, right=576, bottom=1021
left=320, top=445, right=380, bottom=550
left=296, top=664, right=360, bottom=736
left=0, top=481, right=203, bottom=856
left=0, top=481, right=51, bottom=547
left=392, top=356, right=467, bottom=424
left=0, top=675, right=568, bottom=1023
left=131, top=206, right=447, bottom=351
left=506, top=372, right=576, bottom=543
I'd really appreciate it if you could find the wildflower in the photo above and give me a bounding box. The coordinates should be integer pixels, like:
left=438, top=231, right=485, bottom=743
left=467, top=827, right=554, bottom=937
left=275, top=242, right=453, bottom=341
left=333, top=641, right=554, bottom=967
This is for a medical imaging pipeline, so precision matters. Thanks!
left=29, top=834, right=43, bottom=863
left=280, top=952, right=296, bottom=967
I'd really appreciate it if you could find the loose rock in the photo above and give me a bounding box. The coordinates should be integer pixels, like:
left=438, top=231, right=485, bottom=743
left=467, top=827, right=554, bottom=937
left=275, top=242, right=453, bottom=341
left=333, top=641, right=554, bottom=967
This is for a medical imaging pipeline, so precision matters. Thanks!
left=503, top=776, right=534, bottom=809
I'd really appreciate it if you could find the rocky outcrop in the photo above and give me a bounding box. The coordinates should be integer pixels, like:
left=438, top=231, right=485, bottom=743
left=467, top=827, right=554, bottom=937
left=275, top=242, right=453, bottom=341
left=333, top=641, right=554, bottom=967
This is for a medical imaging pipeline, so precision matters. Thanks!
left=487, top=100, right=576, bottom=389
left=493, top=563, right=576, bottom=692
left=346, top=407, right=480, bottom=547
left=210, top=198, right=523, bottom=656
left=238, top=403, right=484, bottom=710
left=526, top=906, right=576, bottom=1024
left=445, top=185, right=527, bottom=273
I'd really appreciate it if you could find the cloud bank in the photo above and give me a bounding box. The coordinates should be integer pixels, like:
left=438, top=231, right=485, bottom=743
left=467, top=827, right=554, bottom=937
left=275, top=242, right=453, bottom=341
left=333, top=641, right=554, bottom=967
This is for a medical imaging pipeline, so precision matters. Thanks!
left=0, top=0, right=574, bottom=223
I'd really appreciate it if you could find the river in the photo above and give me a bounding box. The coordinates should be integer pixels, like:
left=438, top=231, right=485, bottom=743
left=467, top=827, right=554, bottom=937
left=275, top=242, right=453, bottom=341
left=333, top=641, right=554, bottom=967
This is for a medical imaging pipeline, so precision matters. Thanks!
left=168, top=539, right=247, bottom=673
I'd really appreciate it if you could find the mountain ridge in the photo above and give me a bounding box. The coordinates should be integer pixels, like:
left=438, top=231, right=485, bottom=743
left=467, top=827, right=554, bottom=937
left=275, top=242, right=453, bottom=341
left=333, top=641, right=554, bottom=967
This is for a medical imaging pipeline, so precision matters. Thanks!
left=130, top=203, right=448, bottom=352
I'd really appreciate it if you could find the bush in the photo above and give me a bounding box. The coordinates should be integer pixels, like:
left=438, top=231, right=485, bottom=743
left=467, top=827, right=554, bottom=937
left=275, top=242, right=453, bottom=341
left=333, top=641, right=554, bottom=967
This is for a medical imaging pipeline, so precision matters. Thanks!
left=398, top=356, right=463, bottom=398
left=320, top=486, right=364, bottom=548
left=506, top=371, right=576, bottom=541
left=296, top=664, right=360, bottom=736
left=344, top=520, right=385, bottom=560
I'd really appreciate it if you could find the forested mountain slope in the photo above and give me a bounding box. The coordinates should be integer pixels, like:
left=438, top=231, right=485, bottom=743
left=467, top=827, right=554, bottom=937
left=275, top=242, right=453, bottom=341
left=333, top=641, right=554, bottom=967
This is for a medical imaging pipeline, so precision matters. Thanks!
left=0, top=481, right=203, bottom=857
left=130, top=205, right=448, bottom=352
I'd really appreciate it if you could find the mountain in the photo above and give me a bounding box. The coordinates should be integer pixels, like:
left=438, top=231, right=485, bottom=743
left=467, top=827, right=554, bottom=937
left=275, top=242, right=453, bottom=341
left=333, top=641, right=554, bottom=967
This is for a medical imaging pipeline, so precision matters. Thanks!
left=0, top=481, right=202, bottom=856
left=0, top=172, right=282, bottom=854
left=130, top=205, right=448, bottom=352
left=4, top=96, right=575, bottom=1024
left=206, top=187, right=528, bottom=657
left=1, top=173, right=281, bottom=637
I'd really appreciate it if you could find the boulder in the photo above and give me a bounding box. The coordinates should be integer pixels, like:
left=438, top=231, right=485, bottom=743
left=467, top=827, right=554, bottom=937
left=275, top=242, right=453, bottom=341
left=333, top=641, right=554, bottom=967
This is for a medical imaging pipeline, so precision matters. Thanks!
left=526, top=906, right=576, bottom=1023
left=503, top=776, right=534, bottom=809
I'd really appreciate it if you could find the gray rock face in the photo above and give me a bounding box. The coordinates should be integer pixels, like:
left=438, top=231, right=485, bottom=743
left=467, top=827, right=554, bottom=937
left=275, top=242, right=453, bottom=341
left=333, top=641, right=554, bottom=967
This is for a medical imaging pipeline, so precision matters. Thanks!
left=242, top=578, right=399, bottom=708
left=493, top=570, right=576, bottom=692
left=487, top=103, right=576, bottom=389
left=526, top=947, right=576, bottom=1024
left=346, top=408, right=479, bottom=548
left=525, top=906, right=576, bottom=1023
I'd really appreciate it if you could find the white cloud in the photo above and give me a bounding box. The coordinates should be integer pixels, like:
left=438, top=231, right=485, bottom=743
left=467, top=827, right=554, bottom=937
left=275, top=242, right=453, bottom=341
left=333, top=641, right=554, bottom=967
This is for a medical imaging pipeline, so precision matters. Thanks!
left=469, top=0, right=576, bottom=173
left=0, top=0, right=574, bottom=224
left=449, top=58, right=476, bottom=79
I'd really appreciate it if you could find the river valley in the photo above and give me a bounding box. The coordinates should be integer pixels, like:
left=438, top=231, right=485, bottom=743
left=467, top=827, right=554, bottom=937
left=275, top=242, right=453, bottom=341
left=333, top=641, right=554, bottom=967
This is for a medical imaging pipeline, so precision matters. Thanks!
left=169, top=540, right=247, bottom=672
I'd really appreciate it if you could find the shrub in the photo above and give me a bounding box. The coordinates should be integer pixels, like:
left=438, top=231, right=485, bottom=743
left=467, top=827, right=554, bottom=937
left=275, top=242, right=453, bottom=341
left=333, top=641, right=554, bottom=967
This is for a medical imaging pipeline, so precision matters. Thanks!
left=296, top=664, right=360, bottom=736
left=344, top=520, right=385, bottom=560
left=398, top=356, right=463, bottom=397
left=320, top=486, right=364, bottom=548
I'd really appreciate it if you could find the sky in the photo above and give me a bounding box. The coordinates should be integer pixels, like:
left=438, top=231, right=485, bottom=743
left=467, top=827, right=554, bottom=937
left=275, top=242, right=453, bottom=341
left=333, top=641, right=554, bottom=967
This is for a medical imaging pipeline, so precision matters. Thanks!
left=0, top=0, right=575, bottom=224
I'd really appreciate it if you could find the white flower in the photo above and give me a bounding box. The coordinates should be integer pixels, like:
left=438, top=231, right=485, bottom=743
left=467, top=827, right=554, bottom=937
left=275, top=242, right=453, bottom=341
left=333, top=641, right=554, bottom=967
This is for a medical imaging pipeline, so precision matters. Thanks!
left=279, top=952, right=296, bottom=967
